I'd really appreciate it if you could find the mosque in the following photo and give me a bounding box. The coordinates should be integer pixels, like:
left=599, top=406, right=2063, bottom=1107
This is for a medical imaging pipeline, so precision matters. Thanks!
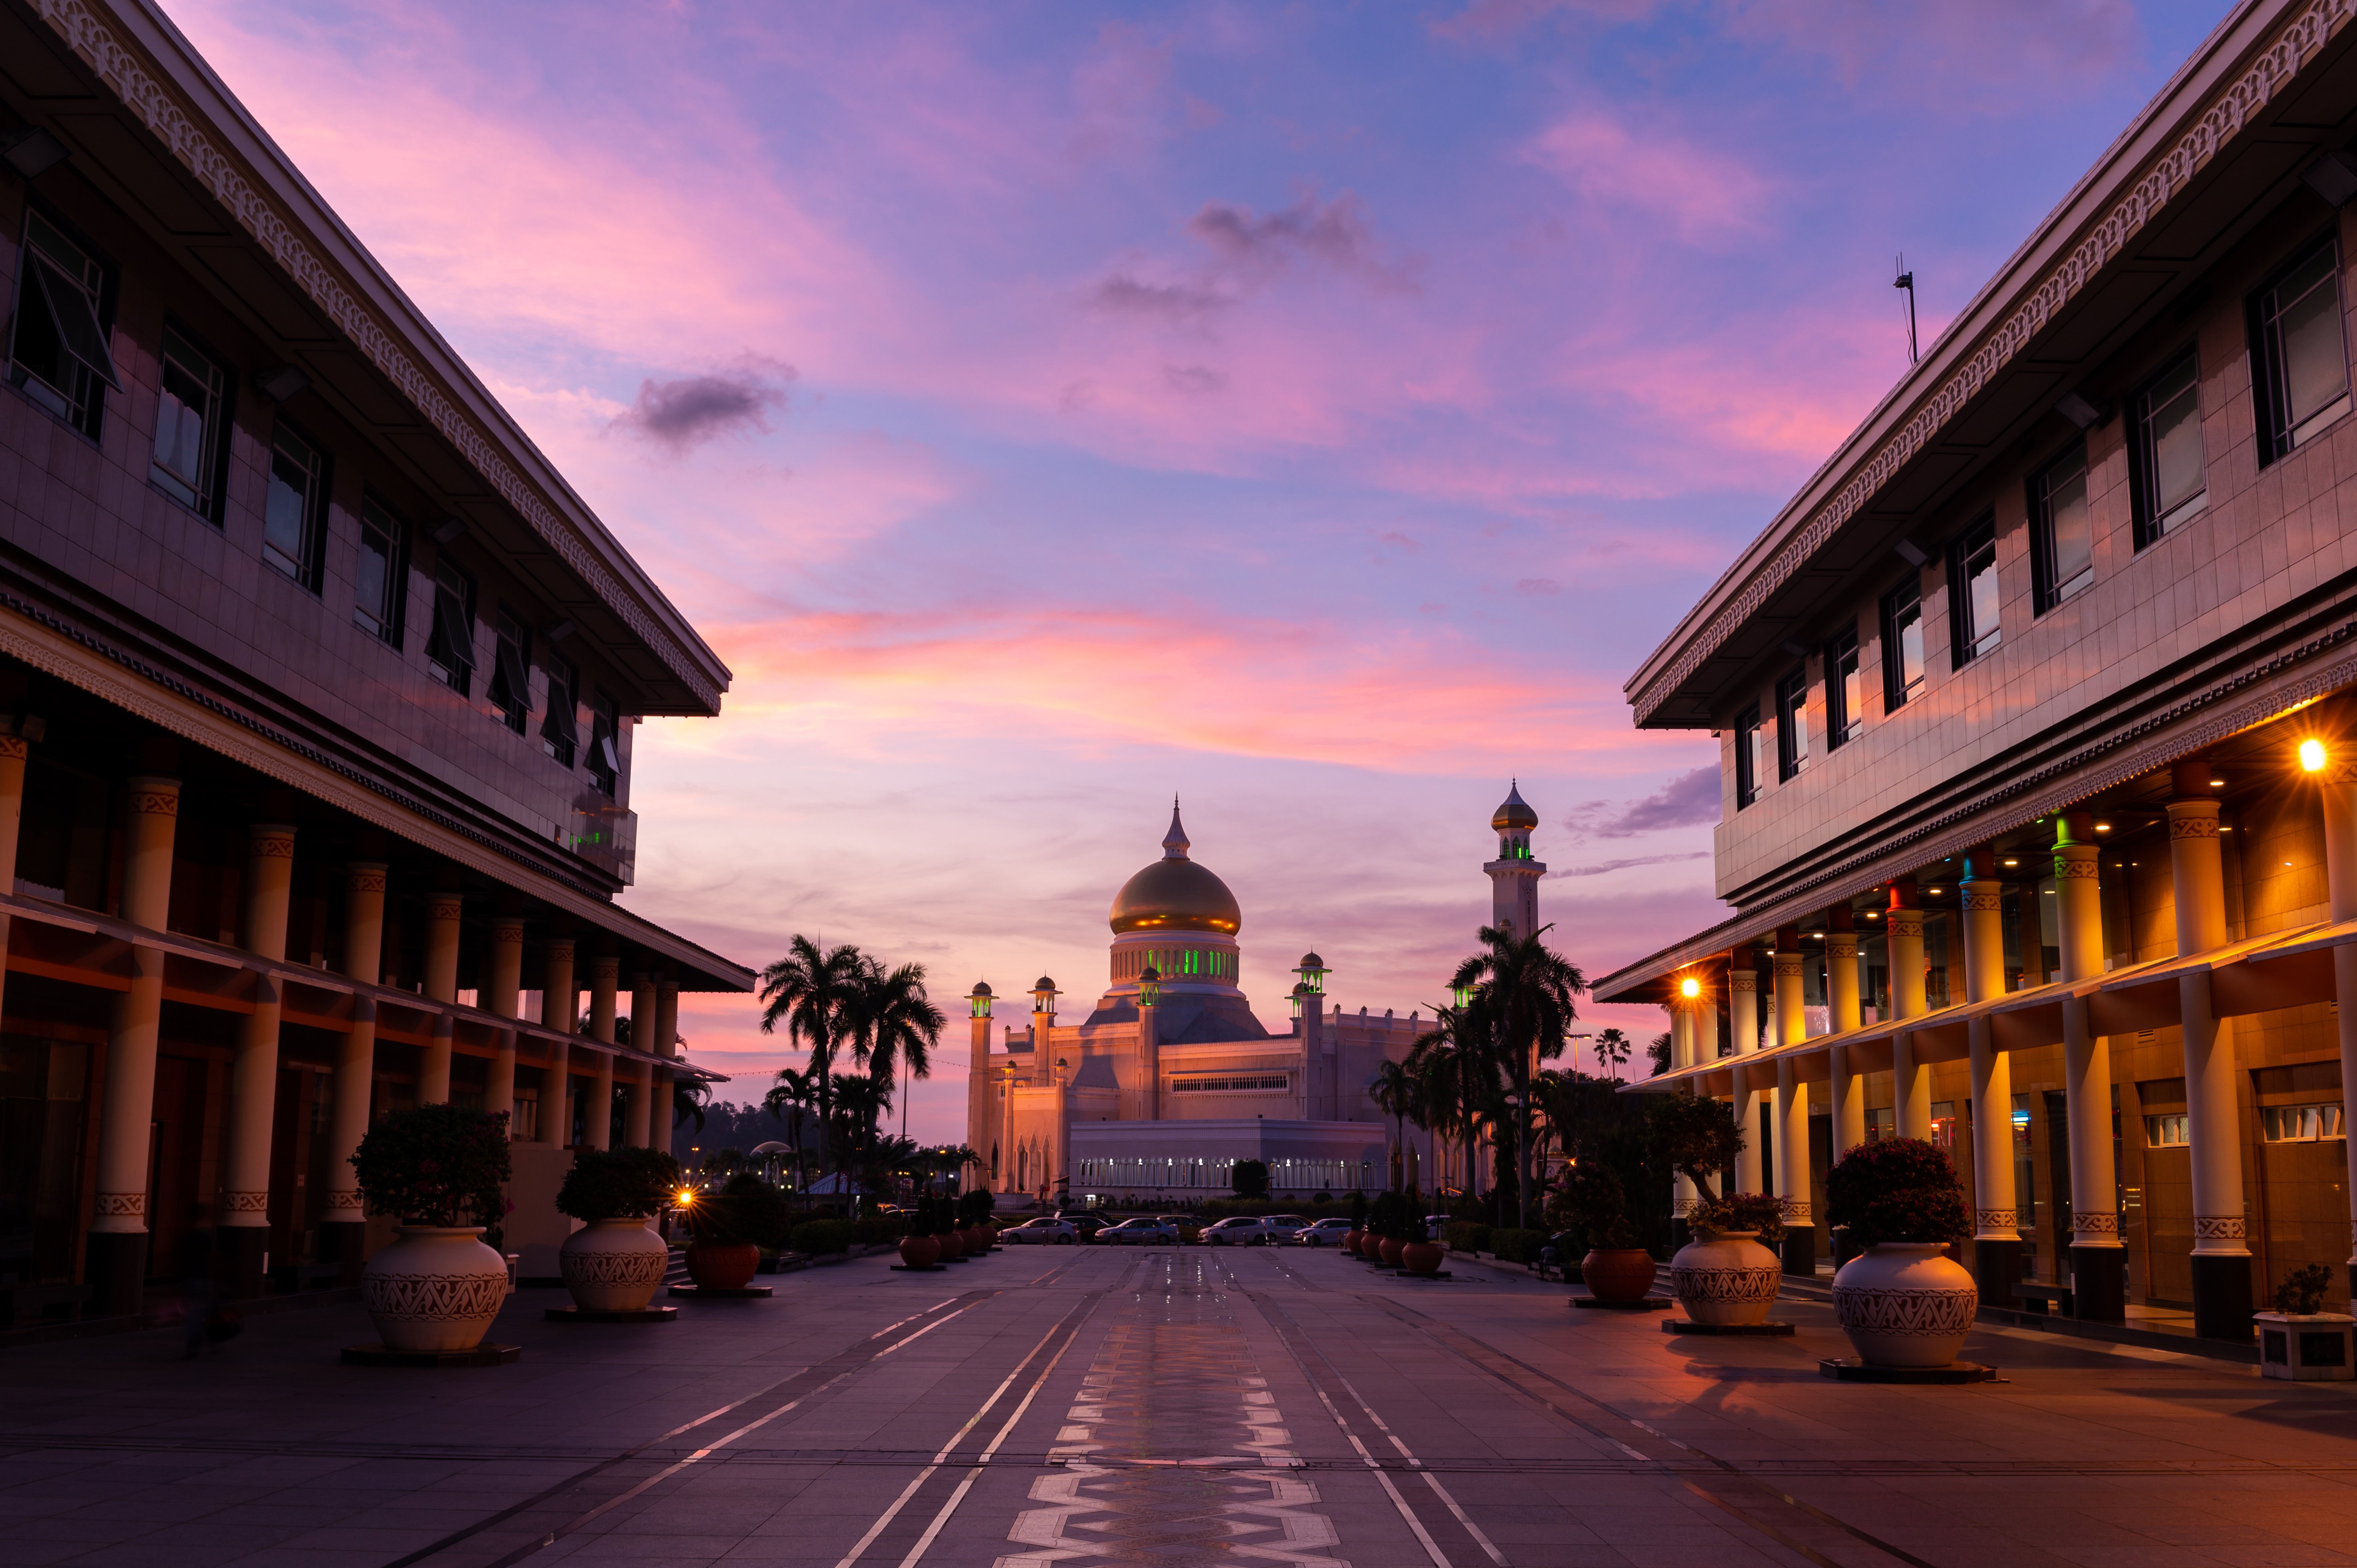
left=965, top=787, right=1545, bottom=1206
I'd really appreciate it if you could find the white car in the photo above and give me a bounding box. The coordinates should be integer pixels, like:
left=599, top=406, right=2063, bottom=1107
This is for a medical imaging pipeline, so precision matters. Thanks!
left=1295, top=1218, right=1355, bottom=1247
left=1260, top=1215, right=1311, bottom=1242
left=1199, top=1216, right=1266, bottom=1246
left=1003, top=1217, right=1078, bottom=1245
left=1099, top=1217, right=1178, bottom=1246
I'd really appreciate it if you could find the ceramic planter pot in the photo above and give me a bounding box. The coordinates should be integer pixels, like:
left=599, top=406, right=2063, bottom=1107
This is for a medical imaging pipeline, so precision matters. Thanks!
left=899, top=1234, right=942, bottom=1268
left=686, top=1242, right=760, bottom=1291
left=1343, top=1229, right=1364, bottom=1256
left=1669, top=1230, right=1782, bottom=1326
left=1581, top=1248, right=1658, bottom=1304
left=937, top=1229, right=966, bottom=1261
left=1377, top=1236, right=1405, bottom=1266
left=1832, top=1242, right=1978, bottom=1367
left=1400, top=1240, right=1444, bottom=1276
left=363, top=1226, right=510, bottom=1351
left=560, top=1216, right=669, bottom=1312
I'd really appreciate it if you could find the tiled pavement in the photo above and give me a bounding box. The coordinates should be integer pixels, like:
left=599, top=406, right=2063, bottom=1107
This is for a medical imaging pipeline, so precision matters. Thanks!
left=5, top=1245, right=2357, bottom=1568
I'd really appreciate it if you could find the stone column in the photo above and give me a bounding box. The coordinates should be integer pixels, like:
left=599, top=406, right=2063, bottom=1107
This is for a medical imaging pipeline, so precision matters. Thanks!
left=616, top=971, right=652, bottom=1150
left=1051, top=1057, right=1071, bottom=1202
left=483, top=911, right=523, bottom=1128
left=650, top=978, right=678, bottom=1151
left=219, top=822, right=297, bottom=1298
left=1670, top=994, right=1697, bottom=1234
left=1729, top=956, right=1762, bottom=1194
left=1773, top=933, right=1814, bottom=1274
left=2320, top=763, right=2357, bottom=1307
left=1887, top=880, right=1931, bottom=1139
left=589, top=953, right=618, bottom=1042
left=626, top=1057, right=652, bottom=1149
left=89, top=775, right=179, bottom=1315
left=2169, top=760, right=2249, bottom=1340
left=2055, top=813, right=2123, bottom=1321
left=540, top=938, right=577, bottom=1146
left=420, top=889, right=461, bottom=1102
left=1139, top=985, right=1161, bottom=1123
left=1960, top=849, right=2019, bottom=1307
left=966, top=984, right=994, bottom=1171
left=323, top=860, right=385, bottom=1277
left=1828, top=908, right=1865, bottom=1147
left=587, top=1048, right=615, bottom=1152
left=0, top=733, right=28, bottom=1024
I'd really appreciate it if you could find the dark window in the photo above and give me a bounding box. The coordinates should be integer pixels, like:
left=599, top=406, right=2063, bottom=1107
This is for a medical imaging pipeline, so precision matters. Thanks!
left=1948, top=515, right=1999, bottom=665
left=2251, top=237, right=2350, bottom=465
left=587, top=691, right=620, bottom=798
left=542, top=653, right=580, bottom=766
left=8, top=210, right=117, bottom=438
left=1881, top=579, right=1925, bottom=709
left=489, top=608, right=531, bottom=734
left=1734, top=704, right=1763, bottom=809
left=354, top=496, right=406, bottom=644
left=2128, top=352, right=2204, bottom=545
left=151, top=325, right=229, bottom=517
left=425, top=557, right=476, bottom=693
left=262, top=423, right=328, bottom=589
left=2031, top=444, right=2094, bottom=611
left=1775, top=666, right=1807, bottom=782
left=1824, top=629, right=1861, bottom=748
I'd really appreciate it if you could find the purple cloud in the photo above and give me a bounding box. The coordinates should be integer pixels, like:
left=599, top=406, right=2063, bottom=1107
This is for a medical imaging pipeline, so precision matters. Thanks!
left=616, top=360, right=794, bottom=452
left=1571, top=766, right=1720, bottom=837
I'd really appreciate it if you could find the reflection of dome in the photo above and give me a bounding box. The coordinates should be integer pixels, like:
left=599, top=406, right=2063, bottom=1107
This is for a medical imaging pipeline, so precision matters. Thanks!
left=1109, top=802, right=1243, bottom=936
left=1492, top=780, right=1538, bottom=832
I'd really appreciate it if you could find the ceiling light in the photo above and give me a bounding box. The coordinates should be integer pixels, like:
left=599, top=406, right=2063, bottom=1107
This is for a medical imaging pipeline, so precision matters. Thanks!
left=2208, top=778, right=2225, bottom=788
left=2302, top=738, right=2328, bottom=773
left=2094, top=823, right=2112, bottom=832
left=2002, top=859, right=2019, bottom=867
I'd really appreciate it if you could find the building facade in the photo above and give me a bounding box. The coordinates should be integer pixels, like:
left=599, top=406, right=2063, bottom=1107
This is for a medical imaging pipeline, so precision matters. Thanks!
left=965, top=794, right=1538, bottom=1206
left=1597, top=0, right=2357, bottom=1343
left=0, top=0, right=750, bottom=1319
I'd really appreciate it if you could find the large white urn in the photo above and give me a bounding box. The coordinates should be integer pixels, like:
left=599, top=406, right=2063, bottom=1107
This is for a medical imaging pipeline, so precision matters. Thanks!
left=559, top=1216, right=669, bottom=1311
left=1669, top=1230, right=1782, bottom=1326
left=362, top=1226, right=510, bottom=1352
left=1832, top=1243, right=1978, bottom=1367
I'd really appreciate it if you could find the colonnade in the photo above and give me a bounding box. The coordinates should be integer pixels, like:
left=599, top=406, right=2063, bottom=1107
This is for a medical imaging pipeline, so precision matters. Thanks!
left=0, top=739, right=684, bottom=1314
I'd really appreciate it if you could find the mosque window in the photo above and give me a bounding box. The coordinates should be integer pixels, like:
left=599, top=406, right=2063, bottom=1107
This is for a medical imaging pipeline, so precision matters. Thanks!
left=1171, top=1074, right=1289, bottom=1093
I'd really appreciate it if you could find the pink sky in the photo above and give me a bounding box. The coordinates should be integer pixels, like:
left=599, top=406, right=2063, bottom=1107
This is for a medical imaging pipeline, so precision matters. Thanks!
left=164, top=0, right=2233, bottom=1141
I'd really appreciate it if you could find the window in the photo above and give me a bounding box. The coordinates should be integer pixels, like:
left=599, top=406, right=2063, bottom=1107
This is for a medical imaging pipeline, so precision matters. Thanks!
left=354, top=497, right=406, bottom=644
left=1734, top=704, right=1763, bottom=808
left=2251, top=237, right=2350, bottom=464
left=1824, top=630, right=1862, bottom=749
left=9, top=211, right=118, bottom=437
left=489, top=608, right=531, bottom=734
left=542, top=652, right=580, bottom=766
left=262, top=423, right=328, bottom=588
left=425, top=557, right=476, bottom=692
left=151, top=325, right=228, bottom=516
left=1881, top=579, right=1925, bottom=709
left=2031, top=445, right=2094, bottom=610
left=2261, top=1104, right=2345, bottom=1142
left=2130, top=352, right=2205, bottom=543
left=1169, top=1074, right=1290, bottom=1094
left=2145, top=1112, right=2189, bottom=1149
left=1948, top=514, right=1999, bottom=665
left=1864, top=1106, right=1895, bottom=1142
left=1775, top=666, right=1807, bottom=782
left=1929, top=1100, right=1958, bottom=1151
left=586, top=689, right=619, bottom=797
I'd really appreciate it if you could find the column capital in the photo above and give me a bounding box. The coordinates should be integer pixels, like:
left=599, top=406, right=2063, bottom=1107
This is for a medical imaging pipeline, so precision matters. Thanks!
left=1887, top=909, right=1923, bottom=940
left=125, top=776, right=181, bottom=815
left=1772, top=950, right=1803, bottom=977
left=248, top=823, right=297, bottom=859
left=2166, top=797, right=2221, bottom=837
left=428, top=894, right=463, bottom=921
left=0, top=734, right=29, bottom=762
left=545, top=934, right=576, bottom=956
left=347, top=861, right=388, bottom=893
left=2071, top=1211, right=2123, bottom=1247
left=2055, top=842, right=2100, bottom=876
left=1826, top=931, right=1858, bottom=958
left=1728, top=968, right=1756, bottom=992
left=491, top=918, right=524, bottom=943
left=591, top=955, right=620, bottom=980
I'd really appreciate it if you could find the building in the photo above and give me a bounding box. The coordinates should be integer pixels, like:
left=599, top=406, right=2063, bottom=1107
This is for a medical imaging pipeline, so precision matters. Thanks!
left=0, top=0, right=751, bottom=1319
left=1596, top=0, right=2357, bottom=1343
left=964, top=791, right=1542, bottom=1205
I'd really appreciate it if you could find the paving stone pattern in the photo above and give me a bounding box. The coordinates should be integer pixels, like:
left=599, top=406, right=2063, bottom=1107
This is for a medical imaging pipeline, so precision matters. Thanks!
left=4, top=1246, right=2357, bottom=1568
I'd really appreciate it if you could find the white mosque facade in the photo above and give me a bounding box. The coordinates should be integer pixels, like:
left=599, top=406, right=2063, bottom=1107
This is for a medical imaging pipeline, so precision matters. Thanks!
left=966, top=788, right=1545, bottom=1206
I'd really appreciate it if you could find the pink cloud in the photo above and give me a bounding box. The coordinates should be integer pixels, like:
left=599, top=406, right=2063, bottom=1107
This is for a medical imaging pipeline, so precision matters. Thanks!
left=1523, top=112, right=1771, bottom=243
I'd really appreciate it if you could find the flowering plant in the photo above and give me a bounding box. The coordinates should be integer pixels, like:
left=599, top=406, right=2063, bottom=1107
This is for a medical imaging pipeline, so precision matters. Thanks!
left=351, top=1104, right=513, bottom=1228
left=1824, top=1137, right=1968, bottom=1248
left=1547, top=1160, right=1639, bottom=1250
left=1688, top=1191, right=1786, bottom=1244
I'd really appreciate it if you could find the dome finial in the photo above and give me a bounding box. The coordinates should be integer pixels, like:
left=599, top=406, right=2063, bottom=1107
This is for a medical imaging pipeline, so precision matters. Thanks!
left=1492, top=780, right=1538, bottom=832
left=1163, top=797, right=1190, bottom=860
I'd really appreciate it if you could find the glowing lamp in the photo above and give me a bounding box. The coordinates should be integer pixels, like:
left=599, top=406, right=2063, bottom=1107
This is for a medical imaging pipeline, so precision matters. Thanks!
left=1451, top=981, right=1476, bottom=1009
left=2302, top=738, right=2329, bottom=773
left=1679, top=976, right=1701, bottom=1000
left=1138, top=966, right=1161, bottom=1007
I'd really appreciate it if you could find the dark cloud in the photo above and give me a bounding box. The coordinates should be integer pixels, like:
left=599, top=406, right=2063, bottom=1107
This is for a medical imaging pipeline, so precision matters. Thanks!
left=1162, top=363, right=1229, bottom=395
left=1090, top=274, right=1229, bottom=321
left=1569, top=766, right=1720, bottom=838
left=615, top=359, right=793, bottom=452
left=1187, top=192, right=1389, bottom=279
left=1549, top=850, right=1709, bottom=877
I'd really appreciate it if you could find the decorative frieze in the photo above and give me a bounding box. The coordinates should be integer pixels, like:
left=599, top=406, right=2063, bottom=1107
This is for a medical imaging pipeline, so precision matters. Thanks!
left=94, top=1191, right=144, bottom=1218
left=1975, top=1208, right=2018, bottom=1232
left=1780, top=1198, right=1813, bottom=1224
left=2194, top=1213, right=2249, bottom=1241
left=223, top=1190, right=269, bottom=1214
left=125, top=783, right=179, bottom=817
left=325, top=1189, right=364, bottom=1214
left=2071, top=1211, right=2121, bottom=1238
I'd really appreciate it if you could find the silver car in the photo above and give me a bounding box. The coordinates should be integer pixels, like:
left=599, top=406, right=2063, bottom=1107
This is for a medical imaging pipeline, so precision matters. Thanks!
left=1099, top=1217, right=1177, bottom=1245
left=1200, top=1216, right=1266, bottom=1246
left=1296, top=1218, right=1355, bottom=1247
left=1003, top=1216, right=1077, bottom=1245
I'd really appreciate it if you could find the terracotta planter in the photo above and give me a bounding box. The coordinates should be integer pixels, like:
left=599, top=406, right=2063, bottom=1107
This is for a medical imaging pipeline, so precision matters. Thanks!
left=560, top=1216, right=670, bottom=1312
left=937, top=1229, right=966, bottom=1261
left=899, top=1234, right=942, bottom=1268
left=363, top=1226, right=509, bottom=1352
left=686, top=1242, right=760, bottom=1291
left=1832, top=1243, right=1978, bottom=1367
left=1670, top=1230, right=1782, bottom=1326
left=1581, top=1248, right=1658, bottom=1304
left=1400, top=1240, right=1444, bottom=1276
left=1378, top=1236, right=1405, bottom=1266
left=1343, top=1229, right=1364, bottom=1256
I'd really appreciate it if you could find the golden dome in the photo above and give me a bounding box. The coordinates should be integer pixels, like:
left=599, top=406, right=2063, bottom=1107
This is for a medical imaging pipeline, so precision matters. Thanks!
left=1491, top=779, right=1538, bottom=832
left=1109, top=803, right=1242, bottom=936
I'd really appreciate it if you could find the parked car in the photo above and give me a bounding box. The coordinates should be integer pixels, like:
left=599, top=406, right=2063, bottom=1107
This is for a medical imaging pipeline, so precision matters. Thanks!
left=1426, top=1214, right=1452, bottom=1242
left=1002, top=1217, right=1077, bottom=1245
left=1099, top=1217, right=1178, bottom=1246
left=1057, top=1211, right=1115, bottom=1243
left=1158, top=1215, right=1202, bottom=1245
left=1199, top=1216, right=1266, bottom=1246
left=1296, top=1218, right=1355, bottom=1246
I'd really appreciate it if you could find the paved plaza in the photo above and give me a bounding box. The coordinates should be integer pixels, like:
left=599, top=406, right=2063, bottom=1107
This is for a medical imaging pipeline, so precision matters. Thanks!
left=7, top=1249, right=2357, bottom=1568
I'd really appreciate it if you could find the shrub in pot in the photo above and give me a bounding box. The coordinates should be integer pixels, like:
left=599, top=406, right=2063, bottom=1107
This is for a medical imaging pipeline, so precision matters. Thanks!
left=1825, top=1138, right=1975, bottom=1367
left=1552, top=1159, right=1654, bottom=1302
left=1671, top=1193, right=1785, bottom=1326
left=681, top=1178, right=764, bottom=1291
left=899, top=1197, right=943, bottom=1268
left=556, top=1147, right=681, bottom=1312
left=350, top=1105, right=514, bottom=1352
left=2256, top=1263, right=2356, bottom=1381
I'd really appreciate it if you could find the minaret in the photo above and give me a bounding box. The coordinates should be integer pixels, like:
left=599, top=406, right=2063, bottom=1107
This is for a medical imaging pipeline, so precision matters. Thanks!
left=1485, top=781, right=1544, bottom=940
left=966, top=982, right=993, bottom=1177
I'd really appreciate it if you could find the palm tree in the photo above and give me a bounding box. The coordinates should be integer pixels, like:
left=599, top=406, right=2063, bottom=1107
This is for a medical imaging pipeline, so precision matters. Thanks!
left=827, top=1069, right=894, bottom=1204
left=1371, top=1058, right=1425, bottom=1193
left=764, top=1066, right=822, bottom=1210
left=844, top=957, right=945, bottom=1139
left=1409, top=1005, right=1495, bottom=1201
left=1592, top=1028, right=1632, bottom=1082
left=1449, top=923, right=1585, bottom=1229
left=672, top=1076, right=712, bottom=1137
left=758, top=936, right=868, bottom=1171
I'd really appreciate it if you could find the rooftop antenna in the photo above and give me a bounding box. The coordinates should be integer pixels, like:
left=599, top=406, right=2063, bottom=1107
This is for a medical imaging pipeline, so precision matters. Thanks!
left=1894, top=254, right=1919, bottom=366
